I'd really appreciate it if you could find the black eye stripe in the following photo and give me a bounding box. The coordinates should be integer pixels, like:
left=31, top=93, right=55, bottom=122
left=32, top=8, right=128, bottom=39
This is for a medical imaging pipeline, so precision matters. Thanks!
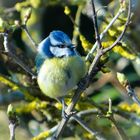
left=54, top=44, right=75, bottom=49
left=57, top=45, right=66, bottom=48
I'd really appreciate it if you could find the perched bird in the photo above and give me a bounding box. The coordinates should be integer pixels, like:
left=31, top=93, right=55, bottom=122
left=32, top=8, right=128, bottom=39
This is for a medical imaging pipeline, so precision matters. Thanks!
left=36, top=30, right=86, bottom=114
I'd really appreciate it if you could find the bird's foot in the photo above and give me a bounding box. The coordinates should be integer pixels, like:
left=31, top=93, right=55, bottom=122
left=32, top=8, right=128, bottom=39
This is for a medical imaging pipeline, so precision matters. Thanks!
left=56, top=97, right=76, bottom=119
left=62, top=110, right=76, bottom=120
left=78, top=80, right=85, bottom=90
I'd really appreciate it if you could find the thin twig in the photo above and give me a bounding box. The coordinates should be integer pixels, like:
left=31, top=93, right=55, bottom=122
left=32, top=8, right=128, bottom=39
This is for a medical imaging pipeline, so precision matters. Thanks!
left=102, top=0, right=131, bottom=54
left=21, top=25, right=38, bottom=49
left=76, top=108, right=99, bottom=117
left=76, top=103, right=140, bottom=127
left=9, top=123, right=17, bottom=140
left=91, top=0, right=102, bottom=50
left=1, top=33, right=37, bottom=78
left=68, top=15, right=79, bottom=27
left=33, top=113, right=105, bottom=140
left=20, top=7, right=38, bottom=49
left=114, top=109, right=140, bottom=126
left=79, top=98, right=140, bottom=126
left=32, top=125, right=59, bottom=140
left=106, top=99, right=129, bottom=140
left=108, top=98, right=112, bottom=113
left=7, top=104, right=19, bottom=140
left=72, top=5, right=83, bottom=45
left=76, top=100, right=140, bottom=127
left=109, top=116, right=130, bottom=140
left=126, top=85, right=140, bottom=105
left=86, top=7, right=125, bottom=61
left=72, top=115, right=106, bottom=140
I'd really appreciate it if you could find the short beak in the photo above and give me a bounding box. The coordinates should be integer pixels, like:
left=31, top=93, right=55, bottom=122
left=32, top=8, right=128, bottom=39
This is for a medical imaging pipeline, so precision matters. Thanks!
left=71, top=44, right=76, bottom=49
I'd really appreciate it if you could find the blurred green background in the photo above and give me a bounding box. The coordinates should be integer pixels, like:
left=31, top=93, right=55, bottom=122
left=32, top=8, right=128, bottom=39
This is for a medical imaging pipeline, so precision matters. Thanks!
left=0, top=0, right=140, bottom=140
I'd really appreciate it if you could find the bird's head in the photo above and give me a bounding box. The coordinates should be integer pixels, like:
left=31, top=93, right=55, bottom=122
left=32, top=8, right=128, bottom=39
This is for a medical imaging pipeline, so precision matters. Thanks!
left=37, top=30, right=76, bottom=58
left=36, top=30, right=77, bottom=70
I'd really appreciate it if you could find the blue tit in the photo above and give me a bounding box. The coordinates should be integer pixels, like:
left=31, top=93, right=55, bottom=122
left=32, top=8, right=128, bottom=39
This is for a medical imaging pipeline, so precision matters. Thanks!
left=36, top=30, right=86, bottom=104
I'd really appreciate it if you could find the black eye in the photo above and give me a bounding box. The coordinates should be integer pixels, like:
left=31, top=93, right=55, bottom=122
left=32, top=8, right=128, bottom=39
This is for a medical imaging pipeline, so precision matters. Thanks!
left=57, top=45, right=66, bottom=48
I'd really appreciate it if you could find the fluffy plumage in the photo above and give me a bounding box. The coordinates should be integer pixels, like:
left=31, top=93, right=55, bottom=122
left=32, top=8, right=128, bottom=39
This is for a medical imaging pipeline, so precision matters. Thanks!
left=36, top=30, right=86, bottom=99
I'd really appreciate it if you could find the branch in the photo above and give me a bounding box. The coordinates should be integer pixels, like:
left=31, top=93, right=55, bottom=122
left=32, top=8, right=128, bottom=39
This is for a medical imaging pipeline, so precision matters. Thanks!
left=51, top=0, right=132, bottom=139
left=102, top=0, right=131, bottom=54
left=109, top=116, right=130, bottom=140
left=86, top=5, right=125, bottom=61
left=9, top=122, right=16, bottom=140
left=33, top=113, right=105, bottom=140
left=72, top=115, right=106, bottom=140
left=51, top=1, right=105, bottom=139
left=126, top=84, right=140, bottom=106
left=7, top=104, right=19, bottom=140
left=72, top=5, right=83, bottom=45
left=117, top=72, right=140, bottom=106
left=52, top=50, right=103, bottom=140
left=91, top=0, right=102, bottom=50
left=20, top=7, right=38, bottom=49
left=76, top=108, right=98, bottom=117
left=21, top=25, right=38, bottom=49
left=114, top=109, right=140, bottom=126
left=79, top=98, right=140, bottom=127
left=32, top=125, right=59, bottom=140
left=74, top=100, right=140, bottom=127
left=106, top=99, right=129, bottom=140
left=78, top=108, right=140, bottom=127
left=82, top=98, right=130, bottom=140
left=1, top=33, right=37, bottom=78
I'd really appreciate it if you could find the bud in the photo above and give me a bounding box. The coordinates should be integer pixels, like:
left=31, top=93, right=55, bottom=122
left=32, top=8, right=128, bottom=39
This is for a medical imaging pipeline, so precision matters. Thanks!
left=117, top=72, right=128, bottom=87
left=7, top=104, right=19, bottom=127
left=64, top=6, right=71, bottom=15
left=0, top=17, right=8, bottom=32
left=24, top=7, right=32, bottom=24
left=101, top=67, right=110, bottom=73
left=14, top=20, right=21, bottom=27
left=119, top=0, right=126, bottom=9
left=7, top=104, right=15, bottom=118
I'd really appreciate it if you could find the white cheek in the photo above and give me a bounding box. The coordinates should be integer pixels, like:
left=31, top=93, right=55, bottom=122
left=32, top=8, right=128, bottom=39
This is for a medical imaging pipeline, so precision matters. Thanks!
left=50, top=46, right=71, bottom=57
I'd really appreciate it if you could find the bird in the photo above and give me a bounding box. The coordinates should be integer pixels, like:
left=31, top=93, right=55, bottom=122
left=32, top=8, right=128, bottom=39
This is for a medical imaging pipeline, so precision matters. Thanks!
left=36, top=30, right=86, bottom=116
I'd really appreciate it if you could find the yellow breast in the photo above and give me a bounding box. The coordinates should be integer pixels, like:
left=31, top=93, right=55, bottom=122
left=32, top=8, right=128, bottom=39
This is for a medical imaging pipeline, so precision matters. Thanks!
left=37, top=56, right=86, bottom=99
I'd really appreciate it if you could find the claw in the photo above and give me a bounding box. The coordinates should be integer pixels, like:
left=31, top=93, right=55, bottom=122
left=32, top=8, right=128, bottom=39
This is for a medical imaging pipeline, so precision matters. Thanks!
left=56, top=97, right=68, bottom=119
left=78, top=81, right=85, bottom=89
left=56, top=97, right=76, bottom=119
